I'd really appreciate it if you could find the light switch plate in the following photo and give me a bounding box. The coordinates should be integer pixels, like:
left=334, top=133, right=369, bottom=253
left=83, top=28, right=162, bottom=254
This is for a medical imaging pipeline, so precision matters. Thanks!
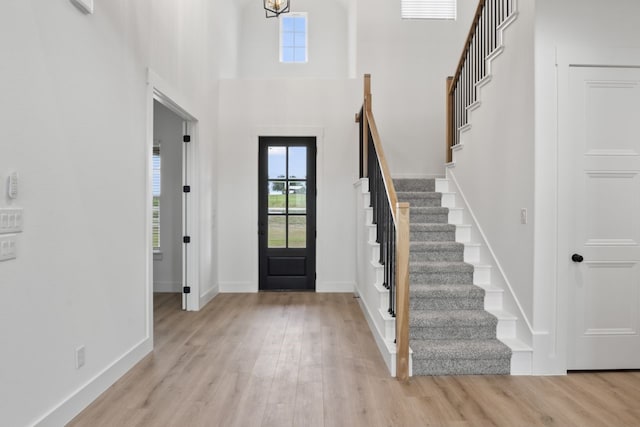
left=0, top=208, right=23, bottom=234
left=71, top=0, right=94, bottom=14
left=0, top=234, right=17, bottom=261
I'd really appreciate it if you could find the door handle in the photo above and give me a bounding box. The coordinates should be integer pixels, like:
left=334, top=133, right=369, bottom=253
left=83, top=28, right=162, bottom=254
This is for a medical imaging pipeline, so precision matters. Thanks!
left=571, top=253, right=584, bottom=263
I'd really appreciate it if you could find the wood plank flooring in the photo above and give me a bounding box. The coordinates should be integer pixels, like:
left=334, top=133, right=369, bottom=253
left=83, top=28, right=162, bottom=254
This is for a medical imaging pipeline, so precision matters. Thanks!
left=69, top=293, right=640, bottom=427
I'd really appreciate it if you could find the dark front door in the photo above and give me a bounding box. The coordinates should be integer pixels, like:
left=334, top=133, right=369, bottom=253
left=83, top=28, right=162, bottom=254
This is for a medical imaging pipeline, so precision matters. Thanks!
left=259, top=137, right=316, bottom=291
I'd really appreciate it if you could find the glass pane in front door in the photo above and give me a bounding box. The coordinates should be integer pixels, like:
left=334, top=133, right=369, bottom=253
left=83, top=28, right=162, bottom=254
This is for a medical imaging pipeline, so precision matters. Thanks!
left=259, top=137, right=316, bottom=291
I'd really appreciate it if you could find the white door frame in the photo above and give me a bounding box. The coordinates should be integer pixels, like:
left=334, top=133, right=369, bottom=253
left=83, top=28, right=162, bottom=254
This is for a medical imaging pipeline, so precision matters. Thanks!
left=557, top=47, right=640, bottom=372
left=145, top=69, right=201, bottom=335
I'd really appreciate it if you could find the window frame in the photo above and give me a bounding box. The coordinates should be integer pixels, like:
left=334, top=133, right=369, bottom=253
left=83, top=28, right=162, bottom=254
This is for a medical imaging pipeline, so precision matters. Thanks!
left=279, top=12, right=308, bottom=64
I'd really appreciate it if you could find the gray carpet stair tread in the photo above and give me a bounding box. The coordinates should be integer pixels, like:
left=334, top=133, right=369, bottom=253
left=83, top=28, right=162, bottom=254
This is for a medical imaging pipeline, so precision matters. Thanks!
left=398, top=192, right=441, bottom=199
left=410, top=206, right=449, bottom=214
left=394, top=179, right=436, bottom=192
left=410, top=310, right=498, bottom=327
left=410, top=339, right=512, bottom=360
left=410, top=241, right=463, bottom=251
left=410, top=283, right=485, bottom=298
left=410, top=261, right=474, bottom=273
left=410, top=223, right=456, bottom=232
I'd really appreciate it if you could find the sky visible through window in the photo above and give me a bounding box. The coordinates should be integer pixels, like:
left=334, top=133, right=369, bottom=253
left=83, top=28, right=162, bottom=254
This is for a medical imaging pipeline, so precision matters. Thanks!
left=268, top=146, right=306, bottom=178
left=281, top=15, right=307, bottom=63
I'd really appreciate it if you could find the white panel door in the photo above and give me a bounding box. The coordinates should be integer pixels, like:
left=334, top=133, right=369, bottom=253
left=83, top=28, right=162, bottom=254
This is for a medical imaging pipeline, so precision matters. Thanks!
left=567, top=66, right=640, bottom=369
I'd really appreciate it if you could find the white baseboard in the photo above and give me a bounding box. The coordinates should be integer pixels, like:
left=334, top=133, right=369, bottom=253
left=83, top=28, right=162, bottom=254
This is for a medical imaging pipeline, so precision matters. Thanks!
left=219, top=281, right=354, bottom=293
left=219, top=281, right=258, bottom=293
left=316, top=281, right=355, bottom=293
left=199, top=284, right=219, bottom=308
left=34, top=338, right=152, bottom=427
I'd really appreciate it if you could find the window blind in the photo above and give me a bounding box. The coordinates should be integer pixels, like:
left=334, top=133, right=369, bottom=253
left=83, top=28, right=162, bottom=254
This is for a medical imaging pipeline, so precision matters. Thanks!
left=401, top=0, right=456, bottom=20
left=152, top=146, right=161, bottom=197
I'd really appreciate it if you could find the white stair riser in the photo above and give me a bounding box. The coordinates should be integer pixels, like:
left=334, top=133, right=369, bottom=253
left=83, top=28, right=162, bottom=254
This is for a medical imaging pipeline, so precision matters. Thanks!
left=455, top=225, right=471, bottom=243
left=484, top=289, right=503, bottom=310
left=448, top=208, right=463, bottom=225
left=473, top=265, right=491, bottom=285
left=463, top=244, right=481, bottom=263
left=496, top=318, right=517, bottom=339
left=441, top=193, right=456, bottom=208
left=435, top=179, right=449, bottom=193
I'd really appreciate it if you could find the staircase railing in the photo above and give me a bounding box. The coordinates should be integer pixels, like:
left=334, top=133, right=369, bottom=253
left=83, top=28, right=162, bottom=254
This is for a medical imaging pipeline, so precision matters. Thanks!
left=356, top=74, right=410, bottom=381
left=446, top=0, right=516, bottom=162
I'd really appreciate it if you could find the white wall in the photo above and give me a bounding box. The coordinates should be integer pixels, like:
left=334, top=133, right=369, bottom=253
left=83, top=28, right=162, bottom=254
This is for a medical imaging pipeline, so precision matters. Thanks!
left=217, top=79, right=360, bottom=292
left=356, top=0, right=478, bottom=177
left=533, top=0, right=640, bottom=374
left=0, top=0, right=219, bottom=425
left=153, top=102, right=183, bottom=293
left=448, top=1, right=536, bottom=326
left=236, top=0, right=349, bottom=79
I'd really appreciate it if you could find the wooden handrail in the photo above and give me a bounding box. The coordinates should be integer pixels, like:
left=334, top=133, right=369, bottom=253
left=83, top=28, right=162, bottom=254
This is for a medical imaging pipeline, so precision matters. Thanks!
left=364, top=110, right=399, bottom=222
left=449, top=0, right=487, bottom=95
left=363, top=75, right=399, bottom=222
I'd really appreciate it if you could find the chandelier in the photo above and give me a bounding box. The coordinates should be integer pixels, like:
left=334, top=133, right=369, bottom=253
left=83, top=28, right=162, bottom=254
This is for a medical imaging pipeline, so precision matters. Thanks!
left=264, top=0, right=290, bottom=18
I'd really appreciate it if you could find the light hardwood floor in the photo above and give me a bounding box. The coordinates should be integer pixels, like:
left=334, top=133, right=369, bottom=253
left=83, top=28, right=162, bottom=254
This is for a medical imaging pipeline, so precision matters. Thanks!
left=69, top=292, right=640, bottom=427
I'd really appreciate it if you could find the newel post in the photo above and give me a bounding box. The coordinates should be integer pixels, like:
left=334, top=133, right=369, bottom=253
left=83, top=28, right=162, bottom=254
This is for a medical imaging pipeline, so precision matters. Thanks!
left=446, top=76, right=454, bottom=164
left=362, top=74, right=372, bottom=178
left=395, top=202, right=410, bottom=381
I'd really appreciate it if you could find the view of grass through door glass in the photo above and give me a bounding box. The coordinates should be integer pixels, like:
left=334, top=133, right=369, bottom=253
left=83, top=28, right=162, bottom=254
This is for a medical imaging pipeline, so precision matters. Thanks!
left=268, top=146, right=307, bottom=248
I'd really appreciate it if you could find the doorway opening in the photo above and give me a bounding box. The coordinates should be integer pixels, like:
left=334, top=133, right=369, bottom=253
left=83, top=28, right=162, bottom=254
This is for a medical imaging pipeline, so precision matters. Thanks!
left=149, top=93, right=198, bottom=314
left=152, top=101, right=190, bottom=310
left=258, top=137, right=317, bottom=291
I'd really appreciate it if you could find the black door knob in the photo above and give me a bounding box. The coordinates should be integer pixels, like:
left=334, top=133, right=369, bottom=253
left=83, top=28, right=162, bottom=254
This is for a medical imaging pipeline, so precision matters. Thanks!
left=572, top=253, right=584, bottom=263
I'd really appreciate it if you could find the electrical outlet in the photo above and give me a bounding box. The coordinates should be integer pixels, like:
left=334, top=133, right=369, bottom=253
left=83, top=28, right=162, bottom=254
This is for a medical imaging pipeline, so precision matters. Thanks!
left=75, top=346, right=86, bottom=369
left=520, top=208, right=528, bottom=225
left=0, top=234, right=17, bottom=261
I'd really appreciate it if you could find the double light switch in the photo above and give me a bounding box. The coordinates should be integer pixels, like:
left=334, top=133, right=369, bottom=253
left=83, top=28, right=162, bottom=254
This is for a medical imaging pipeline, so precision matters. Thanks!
left=0, top=208, right=23, bottom=234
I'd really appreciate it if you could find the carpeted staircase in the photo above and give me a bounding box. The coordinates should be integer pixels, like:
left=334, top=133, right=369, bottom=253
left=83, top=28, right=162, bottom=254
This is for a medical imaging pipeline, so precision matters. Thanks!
left=394, top=178, right=511, bottom=375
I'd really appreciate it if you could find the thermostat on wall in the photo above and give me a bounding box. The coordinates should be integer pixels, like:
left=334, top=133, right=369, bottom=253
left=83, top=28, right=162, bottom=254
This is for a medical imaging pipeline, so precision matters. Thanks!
left=7, top=172, right=18, bottom=199
left=71, top=0, right=94, bottom=14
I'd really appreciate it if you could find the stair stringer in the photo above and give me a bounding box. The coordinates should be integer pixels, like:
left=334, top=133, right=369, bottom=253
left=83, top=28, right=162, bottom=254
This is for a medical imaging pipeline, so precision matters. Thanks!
left=437, top=173, right=533, bottom=375
left=353, top=178, right=412, bottom=377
